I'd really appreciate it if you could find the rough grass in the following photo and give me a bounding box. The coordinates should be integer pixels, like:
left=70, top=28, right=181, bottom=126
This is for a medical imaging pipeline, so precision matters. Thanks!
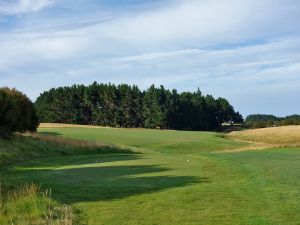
left=227, top=125, right=300, bottom=147
left=7, top=125, right=296, bottom=225
left=0, top=134, right=136, bottom=167
left=0, top=183, right=73, bottom=225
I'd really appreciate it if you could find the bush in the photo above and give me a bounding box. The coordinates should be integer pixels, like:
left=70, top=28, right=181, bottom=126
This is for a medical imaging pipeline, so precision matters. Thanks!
left=0, top=87, right=39, bottom=138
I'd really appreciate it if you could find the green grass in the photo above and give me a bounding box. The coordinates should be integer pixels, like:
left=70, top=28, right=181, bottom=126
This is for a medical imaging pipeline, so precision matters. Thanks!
left=0, top=182, right=73, bottom=225
left=0, top=134, right=132, bottom=225
left=2, top=127, right=300, bottom=224
left=39, top=127, right=247, bottom=153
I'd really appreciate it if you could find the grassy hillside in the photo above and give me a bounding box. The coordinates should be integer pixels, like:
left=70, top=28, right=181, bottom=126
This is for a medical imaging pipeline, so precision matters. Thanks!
left=3, top=125, right=297, bottom=225
left=0, top=134, right=134, bottom=167
left=38, top=124, right=248, bottom=153
left=0, top=135, right=133, bottom=225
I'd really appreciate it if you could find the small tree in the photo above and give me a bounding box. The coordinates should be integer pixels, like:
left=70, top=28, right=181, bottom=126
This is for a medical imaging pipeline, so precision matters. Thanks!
left=0, top=87, right=39, bottom=138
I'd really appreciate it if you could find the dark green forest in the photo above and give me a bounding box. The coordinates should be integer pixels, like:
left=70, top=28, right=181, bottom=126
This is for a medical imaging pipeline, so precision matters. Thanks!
left=35, top=82, right=243, bottom=130
left=245, top=114, right=282, bottom=124
left=245, top=114, right=300, bottom=128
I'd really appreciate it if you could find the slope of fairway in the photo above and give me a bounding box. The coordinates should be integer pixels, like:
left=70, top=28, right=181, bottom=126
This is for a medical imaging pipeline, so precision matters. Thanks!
left=228, top=125, right=300, bottom=146
left=38, top=126, right=247, bottom=153
left=5, top=126, right=300, bottom=225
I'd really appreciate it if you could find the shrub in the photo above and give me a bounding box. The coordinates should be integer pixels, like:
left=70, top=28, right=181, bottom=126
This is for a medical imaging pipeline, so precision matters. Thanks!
left=0, top=87, right=39, bottom=138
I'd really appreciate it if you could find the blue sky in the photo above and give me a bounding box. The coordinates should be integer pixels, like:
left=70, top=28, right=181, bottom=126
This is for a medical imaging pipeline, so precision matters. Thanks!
left=0, top=0, right=300, bottom=116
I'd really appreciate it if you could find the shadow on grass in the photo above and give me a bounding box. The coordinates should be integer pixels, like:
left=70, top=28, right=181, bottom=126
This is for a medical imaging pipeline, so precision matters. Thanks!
left=12, top=154, right=207, bottom=204
left=38, top=131, right=63, bottom=136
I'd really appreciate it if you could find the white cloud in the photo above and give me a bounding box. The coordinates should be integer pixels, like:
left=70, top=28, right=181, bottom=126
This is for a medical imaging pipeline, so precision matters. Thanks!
left=0, top=0, right=54, bottom=15
left=99, top=0, right=300, bottom=47
left=0, top=0, right=300, bottom=115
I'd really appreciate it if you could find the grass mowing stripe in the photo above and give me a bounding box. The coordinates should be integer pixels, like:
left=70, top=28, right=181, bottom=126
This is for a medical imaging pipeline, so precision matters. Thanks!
left=2, top=126, right=300, bottom=224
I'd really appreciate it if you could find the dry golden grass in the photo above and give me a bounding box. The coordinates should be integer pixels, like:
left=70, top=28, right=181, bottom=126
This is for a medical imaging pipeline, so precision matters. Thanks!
left=227, top=125, right=300, bottom=148
left=32, top=132, right=108, bottom=148
left=25, top=132, right=141, bottom=154
left=39, top=123, right=104, bottom=129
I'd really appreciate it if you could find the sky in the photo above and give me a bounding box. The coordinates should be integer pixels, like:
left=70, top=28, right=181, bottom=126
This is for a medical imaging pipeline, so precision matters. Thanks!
left=0, top=0, right=300, bottom=117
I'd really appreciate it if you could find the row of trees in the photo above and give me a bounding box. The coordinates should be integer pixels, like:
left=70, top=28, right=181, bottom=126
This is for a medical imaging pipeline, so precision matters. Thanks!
left=0, top=88, right=39, bottom=138
left=245, top=114, right=300, bottom=128
left=35, top=82, right=243, bottom=130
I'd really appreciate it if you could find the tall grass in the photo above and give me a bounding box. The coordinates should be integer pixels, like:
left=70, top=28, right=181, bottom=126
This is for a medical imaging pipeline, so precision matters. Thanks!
left=0, top=133, right=136, bottom=167
left=0, top=183, right=73, bottom=225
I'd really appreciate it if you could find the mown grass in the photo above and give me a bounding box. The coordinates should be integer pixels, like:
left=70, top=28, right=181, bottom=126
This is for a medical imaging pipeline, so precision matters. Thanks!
left=6, top=125, right=295, bottom=225
left=38, top=126, right=247, bottom=153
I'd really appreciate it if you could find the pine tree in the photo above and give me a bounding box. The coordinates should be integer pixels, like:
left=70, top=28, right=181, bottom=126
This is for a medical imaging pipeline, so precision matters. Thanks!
left=35, top=82, right=243, bottom=130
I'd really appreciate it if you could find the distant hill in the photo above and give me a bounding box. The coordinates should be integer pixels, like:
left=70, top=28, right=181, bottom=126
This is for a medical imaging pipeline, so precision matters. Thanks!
left=245, top=114, right=300, bottom=128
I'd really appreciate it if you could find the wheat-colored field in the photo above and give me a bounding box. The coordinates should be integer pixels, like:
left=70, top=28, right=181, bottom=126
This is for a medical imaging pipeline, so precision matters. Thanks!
left=39, top=123, right=104, bottom=128
left=227, top=125, right=300, bottom=147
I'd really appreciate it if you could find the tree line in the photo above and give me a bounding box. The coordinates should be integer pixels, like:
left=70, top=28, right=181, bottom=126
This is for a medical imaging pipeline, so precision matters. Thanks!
left=0, top=87, right=39, bottom=138
left=245, top=114, right=300, bottom=128
left=35, top=82, right=243, bottom=130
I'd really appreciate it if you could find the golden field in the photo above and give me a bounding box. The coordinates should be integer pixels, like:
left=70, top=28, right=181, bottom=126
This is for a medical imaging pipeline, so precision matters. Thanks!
left=227, top=125, right=300, bottom=147
left=39, top=123, right=103, bottom=129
